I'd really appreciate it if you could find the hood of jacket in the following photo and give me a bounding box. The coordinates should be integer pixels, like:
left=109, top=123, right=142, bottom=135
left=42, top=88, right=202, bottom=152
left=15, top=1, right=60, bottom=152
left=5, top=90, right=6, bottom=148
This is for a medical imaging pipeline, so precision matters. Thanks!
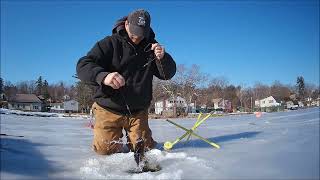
left=112, top=16, right=155, bottom=41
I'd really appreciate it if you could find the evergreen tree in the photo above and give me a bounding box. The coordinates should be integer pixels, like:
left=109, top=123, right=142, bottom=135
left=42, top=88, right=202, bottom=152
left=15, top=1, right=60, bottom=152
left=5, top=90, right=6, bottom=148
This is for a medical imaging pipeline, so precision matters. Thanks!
left=42, top=80, right=50, bottom=100
left=296, top=76, right=305, bottom=100
left=0, top=77, right=3, bottom=94
left=36, top=76, right=43, bottom=95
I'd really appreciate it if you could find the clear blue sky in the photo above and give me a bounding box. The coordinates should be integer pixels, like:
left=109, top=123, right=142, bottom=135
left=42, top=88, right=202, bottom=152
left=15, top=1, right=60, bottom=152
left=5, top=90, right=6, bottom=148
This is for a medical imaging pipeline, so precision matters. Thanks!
left=1, top=0, right=319, bottom=87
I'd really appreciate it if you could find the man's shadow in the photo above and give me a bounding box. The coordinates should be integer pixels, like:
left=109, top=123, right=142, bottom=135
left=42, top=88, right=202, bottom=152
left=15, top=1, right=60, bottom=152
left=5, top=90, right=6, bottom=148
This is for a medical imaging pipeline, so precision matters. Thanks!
left=1, top=137, right=62, bottom=178
left=160, top=131, right=262, bottom=149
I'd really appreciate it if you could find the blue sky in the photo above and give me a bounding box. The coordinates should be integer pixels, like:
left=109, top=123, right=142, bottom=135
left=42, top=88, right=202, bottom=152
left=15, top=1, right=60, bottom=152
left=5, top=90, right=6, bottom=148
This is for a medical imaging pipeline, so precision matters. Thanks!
left=1, top=0, right=319, bottom=87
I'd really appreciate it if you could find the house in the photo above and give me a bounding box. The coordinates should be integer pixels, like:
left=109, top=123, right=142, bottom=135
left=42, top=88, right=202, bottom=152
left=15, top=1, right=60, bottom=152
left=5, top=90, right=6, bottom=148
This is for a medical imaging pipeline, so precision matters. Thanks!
left=255, top=96, right=280, bottom=108
left=212, top=98, right=232, bottom=112
left=38, top=95, right=45, bottom=101
left=0, top=93, right=5, bottom=101
left=286, top=101, right=298, bottom=110
left=8, top=94, right=44, bottom=112
left=311, top=97, right=320, bottom=106
left=298, top=101, right=304, bottom=107
left=50, top=102, right=64, bottom=113
left=64, top=100, right=79, bottom=113
left=0, top=93, right=7, bottom=108
left=63, top=95, right=71, bottom=101
left=155, top=96, right=187, bottom=115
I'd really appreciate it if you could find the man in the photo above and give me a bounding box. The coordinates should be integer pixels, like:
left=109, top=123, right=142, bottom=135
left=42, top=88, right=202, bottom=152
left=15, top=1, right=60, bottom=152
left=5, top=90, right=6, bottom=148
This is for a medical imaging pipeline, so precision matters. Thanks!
left=76, top=9, right=176, bottom=155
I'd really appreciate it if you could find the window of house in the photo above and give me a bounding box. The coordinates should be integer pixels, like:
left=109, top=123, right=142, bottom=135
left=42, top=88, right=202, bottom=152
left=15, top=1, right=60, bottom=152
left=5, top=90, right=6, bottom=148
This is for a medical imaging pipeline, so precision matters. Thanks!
left=23, top=104, right=25, bottom=108
left=33, top=106, right=38, bottom=110
left=269, top=100, right=274, bottom=103
left=17, top=104, right=20, bottom=108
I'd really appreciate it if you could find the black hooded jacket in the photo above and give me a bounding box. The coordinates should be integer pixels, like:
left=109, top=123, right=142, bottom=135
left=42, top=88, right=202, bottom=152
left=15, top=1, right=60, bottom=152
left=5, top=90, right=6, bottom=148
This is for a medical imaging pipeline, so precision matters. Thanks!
left=76, top=16, right=176, bottom=115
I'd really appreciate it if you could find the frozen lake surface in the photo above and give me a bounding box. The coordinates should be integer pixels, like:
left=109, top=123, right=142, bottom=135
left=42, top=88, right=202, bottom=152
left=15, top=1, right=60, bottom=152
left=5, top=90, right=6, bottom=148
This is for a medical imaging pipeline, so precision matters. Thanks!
left=1, top=107, right=319, bottom=179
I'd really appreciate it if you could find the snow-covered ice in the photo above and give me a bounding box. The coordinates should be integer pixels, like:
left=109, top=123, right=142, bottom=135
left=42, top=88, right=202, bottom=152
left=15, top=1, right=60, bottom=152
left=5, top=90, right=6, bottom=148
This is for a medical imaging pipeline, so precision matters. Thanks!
left=1, top=107, right=319, bottom=179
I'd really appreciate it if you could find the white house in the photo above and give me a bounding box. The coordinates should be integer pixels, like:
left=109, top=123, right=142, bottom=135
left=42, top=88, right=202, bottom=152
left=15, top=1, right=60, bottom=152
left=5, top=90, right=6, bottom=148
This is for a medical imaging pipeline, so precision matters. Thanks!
left=255, top=96, right=280, bottom=108
left=155, top=96, right=187, bottom=115
left=311, top=97, right=320, bottom=106
left=63, top=95, right=71, bottom=101
left=50, top=102, right=64, bottom=113
left=64, top=100, right=79, bottom=113
left=212, top=98, right=232, bottom=112
left=286, top=101, right=298, bottom=110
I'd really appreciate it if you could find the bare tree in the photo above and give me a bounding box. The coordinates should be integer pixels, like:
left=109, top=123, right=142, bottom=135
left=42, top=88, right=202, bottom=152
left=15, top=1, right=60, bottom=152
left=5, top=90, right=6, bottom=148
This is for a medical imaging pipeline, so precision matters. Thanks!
left=304, top=83, right=320, bottom=105
left=208, top=76, right=229, bottom=99
left=172, top=64, right=207, bottom=113
left=270, top=81, right=291, bottom=101
left=236, top=84, right=247, bottom=110
left=48, top=82, right=67, bottom=102
left=3, top=81, right=17, bottom=100
left=311, top=86, right=320, bottom=100
left=75, top=81, right=94, bottom=113
left=16, top=81, right=30, bottom=94
left=242, top=87, right=254, bottom=112
left=253, top=82, right=270, bottom=100
left=224, top=85, right=241, bottom=111
left=68, top=85, right=77, bottom=100
left=27, top=81, right=37, bottom=94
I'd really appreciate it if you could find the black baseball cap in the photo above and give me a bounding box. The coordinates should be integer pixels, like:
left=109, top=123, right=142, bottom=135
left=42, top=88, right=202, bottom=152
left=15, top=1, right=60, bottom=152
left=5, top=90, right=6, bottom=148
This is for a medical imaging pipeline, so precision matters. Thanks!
left=127, top=9, right=151, bottom=37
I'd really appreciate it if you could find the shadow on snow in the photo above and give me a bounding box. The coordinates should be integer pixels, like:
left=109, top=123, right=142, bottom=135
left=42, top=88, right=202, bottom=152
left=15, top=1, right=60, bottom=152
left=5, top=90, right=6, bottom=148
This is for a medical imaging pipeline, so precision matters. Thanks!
left=159, top=131, right=262, bottom=149
left=0, top=137, right=63, bottom=178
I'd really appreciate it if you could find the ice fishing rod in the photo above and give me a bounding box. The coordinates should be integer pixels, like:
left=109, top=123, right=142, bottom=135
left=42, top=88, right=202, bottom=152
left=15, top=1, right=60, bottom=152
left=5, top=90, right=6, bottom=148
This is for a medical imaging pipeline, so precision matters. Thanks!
left=121, top=42, right=171, bottom=117
left=119, top=88, right=132, bottom=116
left=143, top=43, right=175, bottom=98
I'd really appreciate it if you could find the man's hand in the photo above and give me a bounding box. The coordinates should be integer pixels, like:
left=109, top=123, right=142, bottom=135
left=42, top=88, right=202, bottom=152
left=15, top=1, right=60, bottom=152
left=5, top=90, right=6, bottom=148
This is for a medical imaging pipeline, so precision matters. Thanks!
left=103, top=72, right=125, bottom=89
left=151, top=43, right=165, bottom=60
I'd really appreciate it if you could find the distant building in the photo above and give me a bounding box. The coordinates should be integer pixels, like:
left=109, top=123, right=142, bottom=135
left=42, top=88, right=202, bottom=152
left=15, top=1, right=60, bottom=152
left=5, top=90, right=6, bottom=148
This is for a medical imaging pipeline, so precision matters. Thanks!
left=155, top=96, right=187, bottom=115
left=311, top=97, right=320, bottom=106
left=255, top=96, right=280, bottom=108
left=0, top=93, right=8, bottom=108
left=8, top=94, right=44, bottom=112
left=286, top=101, right=298, bottom=110
left=37, top=95, right=45, bottom=102
left=64, top=100, right=79, bottom=113
left=0, top=93, right=5, bottom=101
left=50, top=102, right=64, bottom=113
left=298, top=101, right=304, bottom=107
left=212, top=98, right=232, bottom=112
left=63, top=95, right=71, bottom=101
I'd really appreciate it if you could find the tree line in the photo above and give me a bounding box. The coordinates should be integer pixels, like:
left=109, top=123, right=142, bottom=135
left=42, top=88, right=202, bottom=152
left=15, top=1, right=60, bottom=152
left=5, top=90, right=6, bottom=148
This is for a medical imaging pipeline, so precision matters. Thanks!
left=0, top=76, right=94, bottom=113
left=0, top=64, right=319, bottom=113
left=152, top=64, right=319, bottom=112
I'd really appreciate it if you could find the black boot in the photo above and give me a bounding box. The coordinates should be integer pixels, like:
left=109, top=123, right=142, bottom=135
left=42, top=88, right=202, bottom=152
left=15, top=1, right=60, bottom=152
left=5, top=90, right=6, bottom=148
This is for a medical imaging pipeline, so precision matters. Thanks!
left=132, top=138, right=161, bottom=173
left=134, top=138, right=145, bottom=167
